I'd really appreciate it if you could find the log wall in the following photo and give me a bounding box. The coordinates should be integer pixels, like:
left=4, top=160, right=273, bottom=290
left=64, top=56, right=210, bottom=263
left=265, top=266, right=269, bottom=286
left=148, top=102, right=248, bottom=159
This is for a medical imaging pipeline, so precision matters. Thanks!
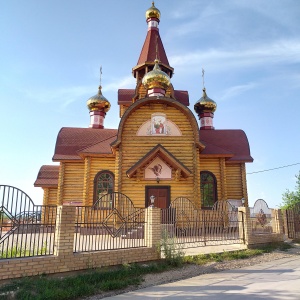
left=119, top=103, right=200, bottom=207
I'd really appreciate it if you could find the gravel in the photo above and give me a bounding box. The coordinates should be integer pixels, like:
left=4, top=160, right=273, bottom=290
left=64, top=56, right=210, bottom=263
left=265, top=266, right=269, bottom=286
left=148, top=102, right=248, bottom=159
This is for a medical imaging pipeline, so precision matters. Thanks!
left=85, top=243, right=300, bottom=299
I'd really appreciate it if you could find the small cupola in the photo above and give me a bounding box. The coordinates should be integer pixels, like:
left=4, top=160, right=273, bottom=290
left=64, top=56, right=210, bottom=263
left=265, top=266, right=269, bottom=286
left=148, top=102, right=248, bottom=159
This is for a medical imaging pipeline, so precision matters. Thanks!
left=142, top=58, right=171, bottom=97
left=194, top=88, right=217, bottom=130
left=87, top=84, right=111, bottom=129
left=146, top=2, right=161, bottom=22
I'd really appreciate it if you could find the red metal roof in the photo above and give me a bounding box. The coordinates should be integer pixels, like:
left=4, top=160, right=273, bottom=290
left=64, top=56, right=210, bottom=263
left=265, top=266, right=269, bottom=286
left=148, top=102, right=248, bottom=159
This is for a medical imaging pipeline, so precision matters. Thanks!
left=52, top=128, right=252, bottom=163
left=137, top=29, right=170, bottom=67
left=34, top=165, right=59, bottom=187
left=118, top=89, right=189, bottom=106
left=118, top=89, right=134, bottom=104
left=53, top=127, right=118, bottom=161
left=174, top=90, right=189, bottom=106
left=200, top=130, right=253, bottom=162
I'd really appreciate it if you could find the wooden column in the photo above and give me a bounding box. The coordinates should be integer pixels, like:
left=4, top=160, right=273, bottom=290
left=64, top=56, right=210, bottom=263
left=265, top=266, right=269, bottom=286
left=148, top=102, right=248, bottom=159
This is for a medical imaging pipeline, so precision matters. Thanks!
left=82, top=157, right=91, bottom=206
left=57, top=162, right=65, bottom=205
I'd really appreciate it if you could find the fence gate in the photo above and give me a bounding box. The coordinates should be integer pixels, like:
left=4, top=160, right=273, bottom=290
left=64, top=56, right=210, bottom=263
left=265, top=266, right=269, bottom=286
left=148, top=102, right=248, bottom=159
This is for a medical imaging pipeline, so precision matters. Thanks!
left=285, top=204, right=300, bottom=239
left=161, top=198, right=243, bottom=248
left=0, top=185, right=57, bottom=259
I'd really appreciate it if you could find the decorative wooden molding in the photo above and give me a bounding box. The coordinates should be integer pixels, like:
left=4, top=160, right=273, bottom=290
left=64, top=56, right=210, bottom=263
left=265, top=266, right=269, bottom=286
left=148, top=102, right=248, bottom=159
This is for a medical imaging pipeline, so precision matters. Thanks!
left=82, top=157, right=91, bottom=206
left=57, top=162, right=65, bottom=205
left=220, top=158, right=227, bottom=200
left=241, top=164, right=248, bottom=205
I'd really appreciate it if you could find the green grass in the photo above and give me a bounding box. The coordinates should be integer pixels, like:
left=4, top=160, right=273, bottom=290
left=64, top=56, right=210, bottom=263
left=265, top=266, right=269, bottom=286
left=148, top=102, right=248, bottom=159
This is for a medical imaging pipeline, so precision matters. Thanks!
left=0, top=242, right=293, bottom=300
left=183, top=242, right=293, bottom=265
left=0, top=243, right=48, bottom=259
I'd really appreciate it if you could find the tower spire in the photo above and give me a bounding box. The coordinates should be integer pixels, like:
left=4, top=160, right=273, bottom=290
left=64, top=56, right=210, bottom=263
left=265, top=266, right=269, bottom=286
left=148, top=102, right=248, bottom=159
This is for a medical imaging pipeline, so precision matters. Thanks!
left=132, top=2, right=174, bottom=81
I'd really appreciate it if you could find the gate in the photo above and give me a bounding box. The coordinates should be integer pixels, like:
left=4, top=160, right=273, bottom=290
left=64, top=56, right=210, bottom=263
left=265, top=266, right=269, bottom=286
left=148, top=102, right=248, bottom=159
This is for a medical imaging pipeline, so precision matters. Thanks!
left=285, top=204, right=300, bottom=239
left=161, top=198, right=243, bottom=248
left=0, top=185, right=57, bottom=259
left=74, top=192, right=146, bottom=252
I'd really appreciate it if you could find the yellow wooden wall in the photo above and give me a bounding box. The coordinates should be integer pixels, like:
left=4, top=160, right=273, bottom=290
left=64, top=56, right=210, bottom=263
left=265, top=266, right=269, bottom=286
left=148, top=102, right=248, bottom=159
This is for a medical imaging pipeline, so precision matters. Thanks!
left=119, top=103, right=200, bottom=208
left=226, top=163, right=243, bottom=199
left=56, top=162, right=85, bottom=205
left=43, top=187, right=58, bottom=205
left=199, top=157, right=223, bottom=201
left=199, top=157, right=248, bottom=203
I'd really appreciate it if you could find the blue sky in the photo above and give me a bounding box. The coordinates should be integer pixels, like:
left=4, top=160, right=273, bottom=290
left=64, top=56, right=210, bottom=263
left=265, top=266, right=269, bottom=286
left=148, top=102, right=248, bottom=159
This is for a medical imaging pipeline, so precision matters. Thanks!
left=1, top=0, right=300, bottom=208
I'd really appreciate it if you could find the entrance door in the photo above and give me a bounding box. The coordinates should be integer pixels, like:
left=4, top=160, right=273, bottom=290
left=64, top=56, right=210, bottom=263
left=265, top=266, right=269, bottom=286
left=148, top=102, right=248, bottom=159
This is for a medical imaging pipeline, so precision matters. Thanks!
left=145, top=186, right=170, bottom=208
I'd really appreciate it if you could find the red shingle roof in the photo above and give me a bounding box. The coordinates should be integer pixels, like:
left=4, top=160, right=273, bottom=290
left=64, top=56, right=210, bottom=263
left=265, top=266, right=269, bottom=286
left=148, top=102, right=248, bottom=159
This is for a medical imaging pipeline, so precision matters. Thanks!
left=53, top=128, right=118, bottom=161
left=174, top=90, right=189, bottom=106
left=52, top=127, right=252, bottom=163
left=118, top=89, right=189, bottom=106
left=34, top=165, right=59, bottom=187
left=137, top=29, right=170, bottom=67
left=200, top=130, right=253, bottom=162
left=118, top=89, right=134, bottom=104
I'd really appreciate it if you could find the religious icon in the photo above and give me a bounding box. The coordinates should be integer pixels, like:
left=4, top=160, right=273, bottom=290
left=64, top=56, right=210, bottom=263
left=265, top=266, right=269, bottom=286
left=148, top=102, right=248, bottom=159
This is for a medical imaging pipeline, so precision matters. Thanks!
left=151, top=113, right=167, bottom=134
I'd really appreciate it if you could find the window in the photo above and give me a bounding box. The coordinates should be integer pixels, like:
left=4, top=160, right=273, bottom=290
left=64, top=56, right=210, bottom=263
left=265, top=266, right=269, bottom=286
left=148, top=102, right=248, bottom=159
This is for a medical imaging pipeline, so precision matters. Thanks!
left=200, top=171, right=217, bottom=209
left=93, top=171, right=114, bottom=208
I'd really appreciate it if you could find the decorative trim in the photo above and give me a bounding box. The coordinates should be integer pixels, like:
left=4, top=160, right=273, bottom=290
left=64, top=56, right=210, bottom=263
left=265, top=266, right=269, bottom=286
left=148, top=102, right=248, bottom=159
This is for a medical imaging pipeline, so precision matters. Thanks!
left=126, top=144, right=191, bottom=179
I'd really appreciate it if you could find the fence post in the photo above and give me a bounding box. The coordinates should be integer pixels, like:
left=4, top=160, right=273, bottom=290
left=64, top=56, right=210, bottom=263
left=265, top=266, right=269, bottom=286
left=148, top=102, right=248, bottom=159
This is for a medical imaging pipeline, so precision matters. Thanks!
left=145, top=207, right=161, bottom=251
left=54, top=205, right=76, bottom=256
left=238, top=207, right=251, bottom=245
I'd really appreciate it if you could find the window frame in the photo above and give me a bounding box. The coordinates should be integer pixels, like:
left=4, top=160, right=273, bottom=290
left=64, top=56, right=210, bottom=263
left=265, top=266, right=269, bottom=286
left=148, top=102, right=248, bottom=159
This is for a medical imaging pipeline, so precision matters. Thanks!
left=200, top=171, right=218, bottom=209
left=93, top=170, right=115, bottom=208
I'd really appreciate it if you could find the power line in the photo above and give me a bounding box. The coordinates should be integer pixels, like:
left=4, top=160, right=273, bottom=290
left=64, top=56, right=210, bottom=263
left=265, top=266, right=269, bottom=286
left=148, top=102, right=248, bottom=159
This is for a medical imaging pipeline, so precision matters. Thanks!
left=247, top=163, right=300, bottom=175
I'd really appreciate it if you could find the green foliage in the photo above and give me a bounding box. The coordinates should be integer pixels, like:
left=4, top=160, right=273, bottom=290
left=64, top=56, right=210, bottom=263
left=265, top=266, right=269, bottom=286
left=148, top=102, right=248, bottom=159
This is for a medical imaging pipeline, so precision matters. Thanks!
left=0, top=262, right=172, bottom=300
left=0, top=242, right=292, bottom=299
left=159, top=230, right=186, bottom=267
left=0, top=243, right=48, bottom=259
left=281, top=171, right=300, bottom=209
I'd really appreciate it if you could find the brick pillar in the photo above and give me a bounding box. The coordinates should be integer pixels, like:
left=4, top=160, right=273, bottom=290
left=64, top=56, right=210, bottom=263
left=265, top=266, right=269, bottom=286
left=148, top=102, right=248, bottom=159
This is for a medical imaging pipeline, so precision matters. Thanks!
left=54, top=206, right=76, bottom=256
left=145, top=207, right=161, bottom=249
left=272, top=209, right=284, bottom=234
left=238, top=207, right=251, bottom=245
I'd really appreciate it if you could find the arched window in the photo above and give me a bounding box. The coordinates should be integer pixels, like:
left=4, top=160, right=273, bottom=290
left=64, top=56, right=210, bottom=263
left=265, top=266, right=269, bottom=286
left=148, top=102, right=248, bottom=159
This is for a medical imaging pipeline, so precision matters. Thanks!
left=200, top=171, right=217, bottom=209
left=93, top=171, right=114, bottom=207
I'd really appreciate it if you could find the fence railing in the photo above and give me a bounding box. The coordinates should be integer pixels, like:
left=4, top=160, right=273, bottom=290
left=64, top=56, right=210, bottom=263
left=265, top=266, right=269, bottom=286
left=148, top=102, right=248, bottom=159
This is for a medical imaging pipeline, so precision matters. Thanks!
left=161, top=198, right=243, bottom=247
left=74, top=193, right=147, bottom=252
left=284, top=204, right=300, bottom=239
left=0, top=185, right=57, bottom=259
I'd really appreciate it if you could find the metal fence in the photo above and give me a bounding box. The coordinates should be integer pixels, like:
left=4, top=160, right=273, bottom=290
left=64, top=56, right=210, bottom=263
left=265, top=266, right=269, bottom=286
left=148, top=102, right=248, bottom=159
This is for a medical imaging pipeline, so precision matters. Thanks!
left=161, top=198, right=243, bottom=248
left=74, top=193, right=147, bottom=252
left=250, top=199, right=273, bottom=234
left=0, top=185, right=57, bottom=259
left=285, top=203, right=300, bottom=239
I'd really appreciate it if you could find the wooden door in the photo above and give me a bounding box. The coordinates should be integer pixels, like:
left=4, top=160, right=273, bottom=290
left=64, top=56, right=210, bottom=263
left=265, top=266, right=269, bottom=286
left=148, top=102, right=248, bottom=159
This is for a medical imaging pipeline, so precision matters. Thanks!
left=145, top=186, right=170, bottom=208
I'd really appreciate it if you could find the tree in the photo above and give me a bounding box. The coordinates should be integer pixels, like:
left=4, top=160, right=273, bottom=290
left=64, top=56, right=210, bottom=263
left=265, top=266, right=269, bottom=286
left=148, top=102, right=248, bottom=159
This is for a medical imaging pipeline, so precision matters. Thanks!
left=281, top=171, right=300, bottom=209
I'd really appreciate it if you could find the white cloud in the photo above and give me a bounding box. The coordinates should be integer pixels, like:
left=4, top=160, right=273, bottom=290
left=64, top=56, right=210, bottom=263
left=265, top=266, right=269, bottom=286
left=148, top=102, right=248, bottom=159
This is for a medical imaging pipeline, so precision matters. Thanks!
left=23, top=75, right=136, bottom=110
left=170, top=39, right=300, bottom=72
left=103, top=76, right=135, bottom=92
left=220, top=82, right=257, bottom=102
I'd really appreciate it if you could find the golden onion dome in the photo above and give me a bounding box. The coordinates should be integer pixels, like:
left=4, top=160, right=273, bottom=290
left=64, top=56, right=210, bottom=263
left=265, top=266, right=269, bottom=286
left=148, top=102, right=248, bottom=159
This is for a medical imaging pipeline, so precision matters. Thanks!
left=146, top=1, right=160, bottom=20
left=194, top=88, right=217, bottom=113
left=142, top=59, right=171, bottom=91
left=87, top=86, right=111, bottom=112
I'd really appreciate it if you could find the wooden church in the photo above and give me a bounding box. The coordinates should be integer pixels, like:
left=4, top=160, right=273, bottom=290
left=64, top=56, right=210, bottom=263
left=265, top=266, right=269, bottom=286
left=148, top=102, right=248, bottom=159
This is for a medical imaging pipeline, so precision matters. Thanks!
left=34, top=2, right=253, bottom=210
